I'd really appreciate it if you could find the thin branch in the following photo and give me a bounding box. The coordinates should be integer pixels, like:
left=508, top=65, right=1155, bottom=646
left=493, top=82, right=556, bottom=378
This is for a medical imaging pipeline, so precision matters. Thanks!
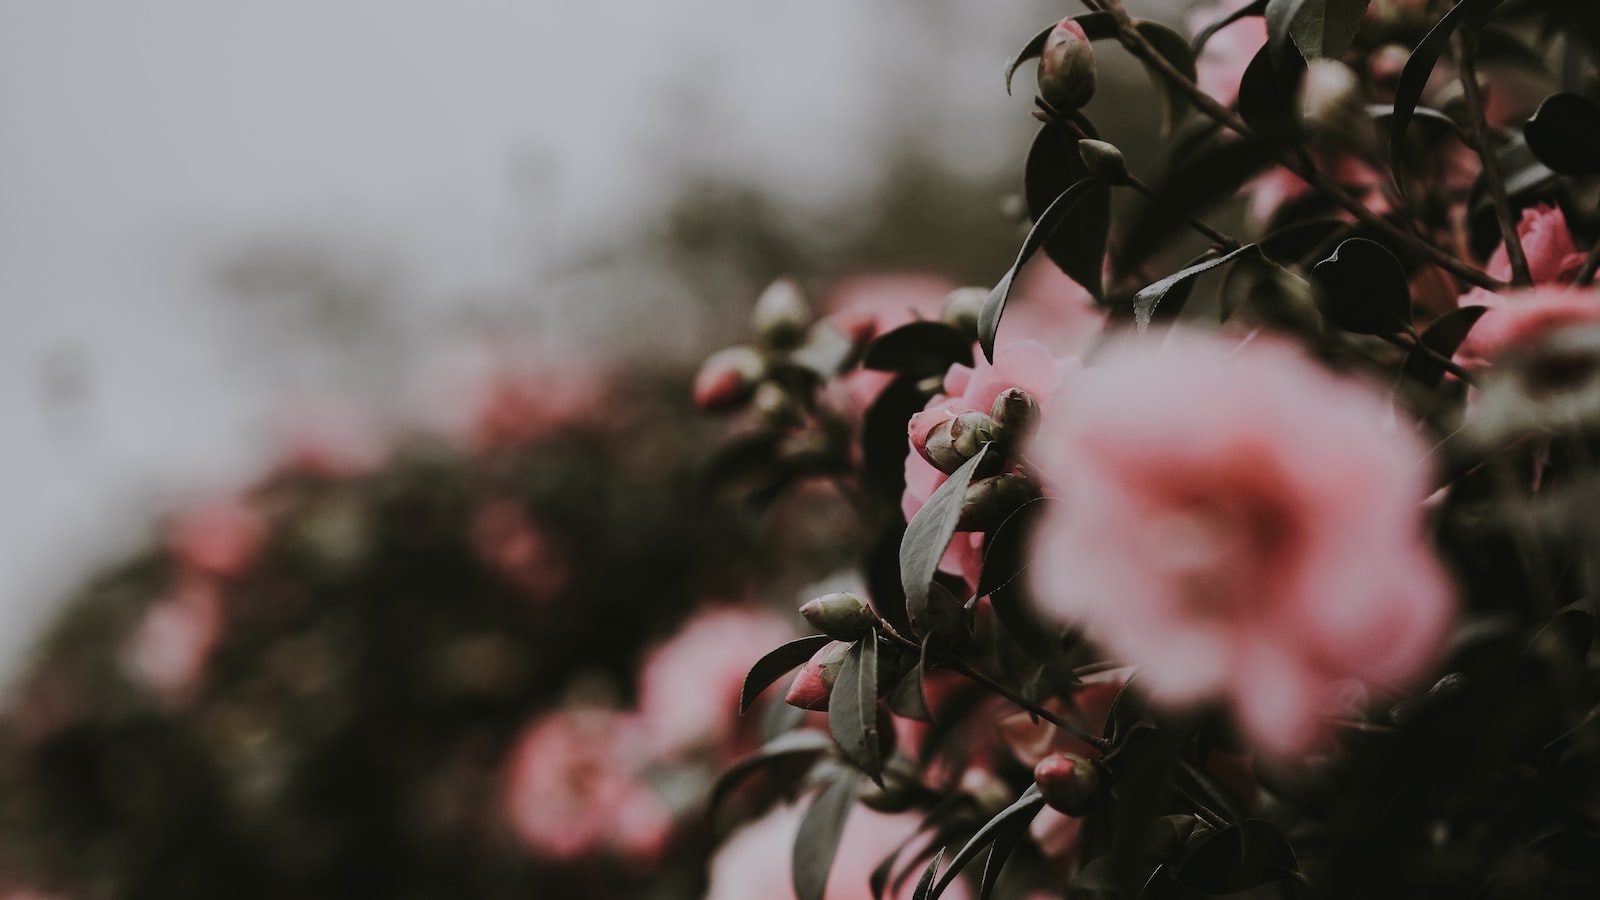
left=1455, top=31, right=1531, bottom=286
left=1380, top=331, right=1478, bottom=384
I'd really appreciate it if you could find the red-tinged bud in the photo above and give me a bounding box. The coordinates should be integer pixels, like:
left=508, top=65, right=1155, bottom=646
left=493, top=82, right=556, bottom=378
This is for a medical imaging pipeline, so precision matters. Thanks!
left=990, top=388, right=1041, bottom=445
left=1037, top=18, right=1096, bottom=112
left=1034, top=753, right=1101, bottom=816
left=799, top=591, right=877, bottom=640
left=1077, top=139, right=1128, bottom=184
left=693, top=346, right=766, bottom=411
left=783, top=640, right=851, bottom=711
left=752, top=278, right=812, bottom=350
left=911, top=409, right=1000, bottom=474
left=941, top=287, right=988, bottom=342
left=957, top=474, right=1039, bottom=531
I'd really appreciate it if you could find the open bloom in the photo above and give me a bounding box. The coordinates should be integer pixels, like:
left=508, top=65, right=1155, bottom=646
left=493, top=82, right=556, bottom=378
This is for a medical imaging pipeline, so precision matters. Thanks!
left=1456, top=205, right=1598, bottom=367
left=1027, top=331, right=1453, bottom=760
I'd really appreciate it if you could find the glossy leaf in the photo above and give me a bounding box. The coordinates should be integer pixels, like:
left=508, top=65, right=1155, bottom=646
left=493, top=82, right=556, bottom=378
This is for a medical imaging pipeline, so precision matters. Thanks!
left=929, top=784, right=1046, bottom=899
left=1025, top=124, right=1111, bottom=302
left=829, top=634, right=883, bottom=784
left=979, top=498, right=1064, bottom=663
left=1193, top=0, right=1268, bottom=55
left=863, top=321, right=975, bottom=375
left=709, top=729, right=835, bottom=823
left=1525, top=92, right=1600, bottom=175
left=1238, top=41, right=1306, bottom=139
left=793, top=771, right=862, bottom=900
left=887, top=636, right=934, bottom=722
left=979, top=178, right=1106, bottom=362
left=1391, top=0, right=1508, bottom=180
left=1133, top=19, right=1198, bottom=137
left=861, top=375, right=931, bottom=501
left=902, top=446, right=990, bottom=630
left=1310, top=238, right=1412, bottom=335
left=1266, top=0, right=1371, bottom=65
left=740, top=635, right=833, bottom=714
left=1404, top=305, right=1487, bottom=386
left=1133, top=244, right=1263, bottom=332
left=977, top=817, right=1029, bottom=900
left=911, top=849, right=945, bottom=900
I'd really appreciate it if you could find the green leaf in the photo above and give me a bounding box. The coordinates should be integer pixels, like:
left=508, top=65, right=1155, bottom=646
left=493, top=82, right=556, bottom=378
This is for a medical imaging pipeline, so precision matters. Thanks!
left=1238, top=40, right=1306, bottom=139
left=887, top=636, right=934, bottom=722
left=1391, top=0, right=1509, bottom=181
left=1174, top=819, right=1301, bottom=893
left=1193, top=0, right=1268, bottom=55
left=1404, top=305, right=1487, bottom=386
left=1025, top=123, right=1111, bottom=302
left=1004, top=23, right=1056, bottom=97
left=863, top=321, right=975, bottom=375
left=977, top=817, right=1028, bottom=900
left=902, top=446, right=991, bottom=631
left=793, top=771, right=863, bottom=900
left=911, top=848, right=945, bottom=900
left=1133, top=20, right=1198, bottom=137
left=929, top=785, right=1047, bottom=899
left=1310, top=238, right=1413, bottom=335
left=829, top=633, right=883, bottom=784
left=709, top=729, right=835, bottom=824
left=979, top=179, right=1106, bottom=362
left=740, top=635, right=833, bottom=714
left=978, top=498, right=1065, bottom=663
left=1525, top=92, right=1600, bottom=176
left=1266, top=0, right=1371, bottom=65
left=1004, top=12, right=1120, bottom=95
left=1133, top=244, right=1263, bottom=332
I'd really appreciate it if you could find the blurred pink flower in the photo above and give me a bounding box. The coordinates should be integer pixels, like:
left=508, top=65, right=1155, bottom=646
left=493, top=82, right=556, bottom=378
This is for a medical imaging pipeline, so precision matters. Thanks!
left=1455, top=206, right=1596, bottom=367
left=705, top=800, right=972, bottom=900
left=636, top=606, right=796, bottom=759
left=820, top=274, right=955, bottom=422
left=1486, top=204, right=1587, bottom=285
left=470, top=501, right=570, bottom=602
left=1245, top=155, right=1388, bottom=225
left=124, top=577, right=223, bottom=705
left=270, top=393, right=388, bottom=478
left=902, top=341, right=1079, bottom=587
left=1027, top=331, right=1453, bottom=761
left=1189, top=0, right=1267, bottom=107
left=165, top=497, right=266, bottom=579
left=1005, top=261, right=1106, bottom=357
left=411, top=339, right=607, bottom=451
left=502, top=707, right=673, bottom=865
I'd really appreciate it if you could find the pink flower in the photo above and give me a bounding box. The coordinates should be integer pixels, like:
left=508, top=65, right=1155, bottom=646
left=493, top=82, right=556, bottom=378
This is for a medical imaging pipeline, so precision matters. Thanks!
left=502, top=707, right=673, bottom=864
left=705, top=800, right=972, bottom=900
left=1026, top=331, right=1454, bottom=761
left=270, top=393, right=388, bottom=478
left=412, top=340, right=607, bottom=451
left=470, top=501, right=570, bottom=602
left=635, top=606, right=796, bottom=759
left=1487, top=204, right=1587, bottom=285
left=1189, top=0, right=1268, bottom=107
left=1005, top=261, right=1105, bottom=357
left=124, top=577, right=223, bottom=705
left=694, top=346, right=766, bottom=412
left=820, top=274, right=955, bottom=421
left=902, top=341, right=1079, bottom=587
left=1455, top=286, right=1600, bottom=369
left=165, top=497, right=266, bottom=578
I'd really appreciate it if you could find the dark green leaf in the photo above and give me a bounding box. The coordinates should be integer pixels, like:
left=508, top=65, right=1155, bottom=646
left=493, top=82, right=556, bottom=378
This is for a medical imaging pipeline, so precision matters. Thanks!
left=863, top=322, right=975, bottom=375
left=1367, top=103, right=1467, bottom=140
left=977, top=817, right=1029, bottom=900
left=979, top=179, right=1107, bottom=362
left=930, top=785, right=1046, bottom=899
left=902, top=446, right=990, bottom=631
left=1073, top=10, right=1122, bottom=41
left=1193, top=0, right=1267, bottom=56
left=1238, top=41, right=1306, bottom=139
left=830, top=634, right=884, bottom=784
left=888, top=636, right=934, bottom=722
left=1025, top=124, right=1111, bottom=302
left=741, top=635, right=833, bottom=714
left=912, top=848, right=945, bottom=900
left=1310, top=238, right=1412, bottom=335
left=1391, top=0, right=1509, bottom=181
left=1107, top=727, right=1182, bottom=895
left=861, top=375, right=931, bottom=501
left=1525, top=92, right=1600, bottom=175
left=1404, top=305, right=1487, bottom=386
left=1004, top=23, right=1056, bottom=96
left=793, top=771, right=862, bottom=900
left=709, top=729, right=835, bottom=824
left=1133, top=20, right=1198, bottom=137
left=1134, top=244, right=1263, bottom=332
left=979, top=498, right=1064, bottom=663
left=1174, top=819, right=1301, bottom=893
left=1266, top=0, right=1371, bottom=65
left=1258, top=217, right=1352, bottom=264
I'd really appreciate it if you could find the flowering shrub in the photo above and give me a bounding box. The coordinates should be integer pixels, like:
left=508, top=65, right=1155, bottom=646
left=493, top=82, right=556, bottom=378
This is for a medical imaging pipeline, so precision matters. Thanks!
left=696, top=1, right=1600, bottom=897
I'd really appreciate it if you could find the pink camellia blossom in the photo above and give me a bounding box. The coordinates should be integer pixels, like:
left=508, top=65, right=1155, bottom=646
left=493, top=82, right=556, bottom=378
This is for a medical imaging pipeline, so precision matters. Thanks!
left=1026, top=330, right=1454, bottom=761
left=636, top=606, right=796, bottom=760
left=1189, top=0, right=1268, bottom=107
left=705, top=800, right=972, bottom=900
left=1454, top=206, right=1596, bottom=368
left=819, top=274, right=955, bottom=422
left=502, top=706, right=674, bottom=865
left=1005, top=261, right=1106, bottom=357
left=269, top=393, right=388, bottom=478
left=165, top=497, right=266, bottom=579
left=903, top=341, right=1079, bottom=587
left=1487, top=204, right=1587, bottom=285
left=412, top=339, right=607, bottom=451
left=124, top=577, right=223, bottom=705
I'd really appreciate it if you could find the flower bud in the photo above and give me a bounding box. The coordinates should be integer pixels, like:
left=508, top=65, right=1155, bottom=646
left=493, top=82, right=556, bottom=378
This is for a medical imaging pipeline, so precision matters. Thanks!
left=752, top=381, right=799, bottom=427
left=799, top=591, right=877, bottom=640
left=784, top=640, right=852, bottom=711
left=1077, top=139, right=1128, bottom=184
left=941, top=287, right=988, bottom=342
left=1300, top=60, right=1366, bottom=140
left=913, top=409, right=1001, bottom=474
left=1034, top=753, right=1101, bottom=816
left=957, top=474, right=1039, bottom=531
left=693, top=346, right=766, bottom=411
left=1037, top=18, right=1096, bottom=112
left=752, top=278, right=811, bottom=350
left=990, top=388, right=1041, bottom=445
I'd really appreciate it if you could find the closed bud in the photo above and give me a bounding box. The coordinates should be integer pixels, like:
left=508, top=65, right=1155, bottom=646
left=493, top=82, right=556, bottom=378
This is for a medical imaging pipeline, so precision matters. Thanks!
left=1077, top=139, right=1128, bottom=184
left=783, top=640, right=852, bottom=711
left=951, top=411, right=998, bottom=459
left=693, top=346, right=767, bottom=411
left=752, top=278, right=811, bottom=350
left=941, top=287, right=988, bottom=342
left=1300, top=60, right=1366, bottom=140
left=1037, top=18, right=1096, bottom=112
left=990, top=388, right=1041, bottom=444
left=1034, top=753, right=1101, bottom=816
left=911, top=409, right=1002, bottom=474
left=752, top=381, right=799, bottom=427
left=799, top=591, right=877, bottom=640
left=957, top=474, right=1039, bottom=531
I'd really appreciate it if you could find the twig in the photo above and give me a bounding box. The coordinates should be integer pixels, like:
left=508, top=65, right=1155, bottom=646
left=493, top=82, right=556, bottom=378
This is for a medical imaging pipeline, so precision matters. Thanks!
left=1380, top=331, right=1477, bottom=384
left=1455, top=31, right=1531, bottom=286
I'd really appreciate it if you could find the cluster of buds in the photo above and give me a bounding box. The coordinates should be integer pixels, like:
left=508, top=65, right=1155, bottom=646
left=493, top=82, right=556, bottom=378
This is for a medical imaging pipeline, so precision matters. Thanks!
left=694, top=278, right=818, bottom=414
left=910, top=387, right=1041, bottom=475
